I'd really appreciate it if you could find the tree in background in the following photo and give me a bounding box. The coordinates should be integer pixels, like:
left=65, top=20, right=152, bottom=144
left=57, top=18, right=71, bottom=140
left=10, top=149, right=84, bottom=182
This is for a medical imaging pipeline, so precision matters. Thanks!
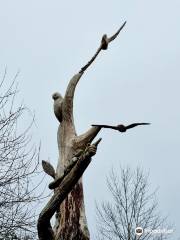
left=96, top=167, right=172, bottom=240
left=0, top=70, right=41, bottom=239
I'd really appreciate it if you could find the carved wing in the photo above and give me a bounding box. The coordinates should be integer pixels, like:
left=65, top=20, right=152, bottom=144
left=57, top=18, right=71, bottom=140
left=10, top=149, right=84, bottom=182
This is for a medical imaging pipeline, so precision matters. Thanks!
left=108, top=21, right=126, bottom=43
left=92, top=124, right=118, bottom=130
left=126, top=123, right=150, bottom=130
left=42, top=160, right=56, bottom=179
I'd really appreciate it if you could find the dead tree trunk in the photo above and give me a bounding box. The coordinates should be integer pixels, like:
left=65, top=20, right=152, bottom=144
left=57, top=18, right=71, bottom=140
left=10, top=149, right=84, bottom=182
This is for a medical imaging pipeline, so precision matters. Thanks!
left=53, top=71, right=103, bottom=239
left=53, top=23, right=127, bottom=240
left=38, top=22, right=126, bottom=240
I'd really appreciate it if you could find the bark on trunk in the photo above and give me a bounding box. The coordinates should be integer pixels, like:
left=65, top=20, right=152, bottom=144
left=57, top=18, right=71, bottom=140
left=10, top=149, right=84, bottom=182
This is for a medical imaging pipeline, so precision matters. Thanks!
left=53, top=71, right=101, bottom=240
left=54, top=23, right=126, bottom=239
left=38, top=138, right=101, bottom=240
left=54, top=180, right=89, bottom=240
left=54, top=121, right=89, bottom=239
left=54, top=118, right=100, bottom=239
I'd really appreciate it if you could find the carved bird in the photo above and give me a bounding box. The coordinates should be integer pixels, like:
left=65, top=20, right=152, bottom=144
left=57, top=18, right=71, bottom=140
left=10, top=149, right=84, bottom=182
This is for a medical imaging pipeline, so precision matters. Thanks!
left=101, top=21, right=126, bottom=50
left=92, top=123, right=150, bottom=132
left=52, top=92, right=63, bottom=122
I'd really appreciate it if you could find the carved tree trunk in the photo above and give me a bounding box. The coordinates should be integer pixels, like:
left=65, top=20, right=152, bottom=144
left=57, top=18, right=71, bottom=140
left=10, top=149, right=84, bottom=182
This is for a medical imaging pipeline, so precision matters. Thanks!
left=38, top=23, right=126, bottom=240
left=55, top=179, right=89, bottom=240
left=53, top=73, right=101, bottom=240
left=53, top=23, right=126, bottom=239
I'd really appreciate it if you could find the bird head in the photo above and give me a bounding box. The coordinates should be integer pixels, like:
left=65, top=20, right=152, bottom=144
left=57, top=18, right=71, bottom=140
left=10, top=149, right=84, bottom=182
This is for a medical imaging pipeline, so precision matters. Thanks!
left=52, top=92, right=63, bottom=100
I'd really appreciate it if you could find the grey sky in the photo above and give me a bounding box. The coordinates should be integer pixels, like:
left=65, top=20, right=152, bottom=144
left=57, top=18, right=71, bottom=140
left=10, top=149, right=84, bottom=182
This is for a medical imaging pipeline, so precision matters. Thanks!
left=0, top=0, right=179, bottom=239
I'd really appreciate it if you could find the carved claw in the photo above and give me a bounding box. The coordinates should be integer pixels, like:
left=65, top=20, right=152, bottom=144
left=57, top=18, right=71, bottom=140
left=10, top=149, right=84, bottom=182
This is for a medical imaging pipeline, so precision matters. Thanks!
left=87, top=145, right=97, bottom=157
left=85, top=138, right=102, bottom=157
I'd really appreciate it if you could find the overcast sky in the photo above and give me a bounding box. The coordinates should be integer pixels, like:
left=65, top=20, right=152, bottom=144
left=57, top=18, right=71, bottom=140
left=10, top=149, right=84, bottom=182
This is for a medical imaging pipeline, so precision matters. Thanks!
left=0, top=0, right=179, bottom=239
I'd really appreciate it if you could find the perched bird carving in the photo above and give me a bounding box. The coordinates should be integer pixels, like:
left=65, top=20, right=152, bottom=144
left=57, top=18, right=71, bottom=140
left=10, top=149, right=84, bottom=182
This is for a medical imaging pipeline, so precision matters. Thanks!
left=101, top=21, right=126, bottom=50
left=52, top=92, right=63, bottom=123
left=92, top=123, right=150, bottom=133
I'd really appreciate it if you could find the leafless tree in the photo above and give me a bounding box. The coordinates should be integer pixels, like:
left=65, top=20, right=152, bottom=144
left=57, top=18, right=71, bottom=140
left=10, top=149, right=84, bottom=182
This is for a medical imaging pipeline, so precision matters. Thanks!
left=0, top=69, right=42, bottom=240
left=96, top=167, right=172, bottom=240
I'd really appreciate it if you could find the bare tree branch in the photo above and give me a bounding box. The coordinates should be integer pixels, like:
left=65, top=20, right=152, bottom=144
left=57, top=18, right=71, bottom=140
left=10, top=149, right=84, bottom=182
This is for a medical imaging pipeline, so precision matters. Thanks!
left=96, top=167, right=171, bottom=240
left=0, top=70, right=44, bottom=240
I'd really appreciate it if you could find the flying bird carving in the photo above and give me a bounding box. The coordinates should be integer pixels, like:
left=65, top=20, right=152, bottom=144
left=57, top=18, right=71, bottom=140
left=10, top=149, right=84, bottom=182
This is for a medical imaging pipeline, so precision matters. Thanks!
left=92, top=123, right=150, bottom=132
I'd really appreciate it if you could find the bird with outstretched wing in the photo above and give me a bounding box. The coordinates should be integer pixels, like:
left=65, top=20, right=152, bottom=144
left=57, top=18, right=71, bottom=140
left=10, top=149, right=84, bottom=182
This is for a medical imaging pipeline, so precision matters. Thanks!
left=92, top=123, right=150, bottom=132
left=101, top=21, right=126, bottom=50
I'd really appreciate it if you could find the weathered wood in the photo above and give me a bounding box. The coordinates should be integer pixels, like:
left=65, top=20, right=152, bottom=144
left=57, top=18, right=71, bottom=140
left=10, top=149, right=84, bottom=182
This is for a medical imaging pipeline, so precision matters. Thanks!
left=38, top=23, right=126, bottom=240
left=54, top=25, right=126, bottom=240
left=37, top=140, right=101, bottom=240
left=42, top=160, right=56, bottom=179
